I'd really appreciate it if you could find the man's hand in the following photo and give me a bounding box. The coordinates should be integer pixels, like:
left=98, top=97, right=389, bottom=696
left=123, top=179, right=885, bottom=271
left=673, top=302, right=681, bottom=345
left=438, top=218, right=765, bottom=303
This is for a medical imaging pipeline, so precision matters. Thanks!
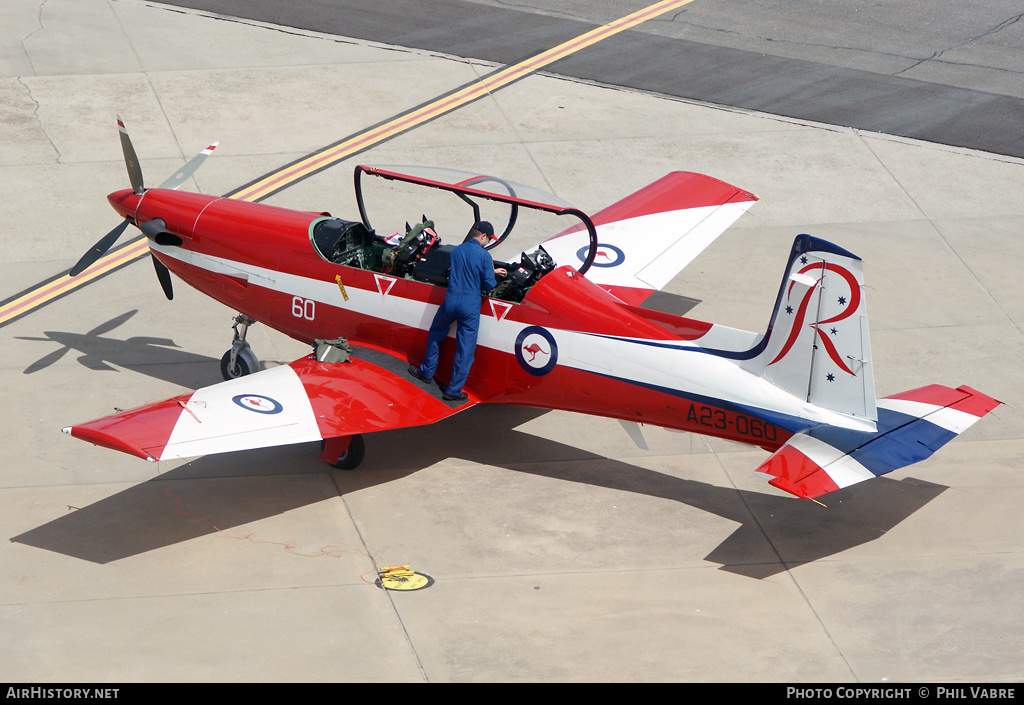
left=495, top=267, right=507, bottom=277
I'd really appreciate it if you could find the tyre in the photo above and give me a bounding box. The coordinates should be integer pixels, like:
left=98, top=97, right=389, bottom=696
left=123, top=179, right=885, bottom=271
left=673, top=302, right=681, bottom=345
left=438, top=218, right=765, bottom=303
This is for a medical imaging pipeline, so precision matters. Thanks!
left=220, top=349, right=253, bottom=380
left=333, top=434, right=365, bottom=470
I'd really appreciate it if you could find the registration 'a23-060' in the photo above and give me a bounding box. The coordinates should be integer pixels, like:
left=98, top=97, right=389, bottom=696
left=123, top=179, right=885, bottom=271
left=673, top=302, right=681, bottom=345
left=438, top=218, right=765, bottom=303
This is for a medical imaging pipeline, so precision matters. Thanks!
left=686, top=403, right=778, bottom=442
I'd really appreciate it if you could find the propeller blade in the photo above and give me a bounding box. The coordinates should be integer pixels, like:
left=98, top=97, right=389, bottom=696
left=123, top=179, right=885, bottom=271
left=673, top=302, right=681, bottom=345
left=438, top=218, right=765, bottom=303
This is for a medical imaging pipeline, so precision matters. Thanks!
left=117, top=115, right=144, bottom=196
left=157, top=142, right=219, bottom=190
left=23, top=346, right=72, bottom=375
left=69, top=218, right=130, bottom=277
left=86, top=309, right=137, bottom=338
left=151, top=254, right=173, bottom=300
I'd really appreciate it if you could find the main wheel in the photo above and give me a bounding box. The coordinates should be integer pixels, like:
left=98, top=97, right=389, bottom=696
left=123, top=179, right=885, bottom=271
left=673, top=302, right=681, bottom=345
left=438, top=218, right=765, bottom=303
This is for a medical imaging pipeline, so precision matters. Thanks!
left=220, top=349, right=253, bottom=380
left=333, top=434, right=365, bottom=470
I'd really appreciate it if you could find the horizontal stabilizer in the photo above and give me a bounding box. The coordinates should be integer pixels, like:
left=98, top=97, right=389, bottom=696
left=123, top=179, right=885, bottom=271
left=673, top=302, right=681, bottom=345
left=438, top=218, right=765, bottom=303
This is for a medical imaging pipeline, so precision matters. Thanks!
left=756, top=385, right=999, bottom=500
left=64, top=356, right=473, bottom=461
left=541, top=172, right=757, bottom=305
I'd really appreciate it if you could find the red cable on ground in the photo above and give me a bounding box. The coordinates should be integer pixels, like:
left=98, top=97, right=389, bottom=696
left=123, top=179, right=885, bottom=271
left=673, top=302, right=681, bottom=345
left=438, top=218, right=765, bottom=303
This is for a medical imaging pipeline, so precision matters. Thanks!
left=156, top=466, right=383, bottom=584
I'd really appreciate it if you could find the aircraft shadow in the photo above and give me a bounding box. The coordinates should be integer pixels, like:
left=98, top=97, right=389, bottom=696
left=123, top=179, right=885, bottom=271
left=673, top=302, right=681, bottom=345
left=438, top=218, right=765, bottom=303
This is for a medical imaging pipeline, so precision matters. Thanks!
left=10, top=446, right=341, bottom=564
left=11, top=403, right=945, bottom=577
left=16, top=310, right=224, bottom=390
left=11, top=313, right=945, bottom=577
left=353, top=405, right=947, bottom=579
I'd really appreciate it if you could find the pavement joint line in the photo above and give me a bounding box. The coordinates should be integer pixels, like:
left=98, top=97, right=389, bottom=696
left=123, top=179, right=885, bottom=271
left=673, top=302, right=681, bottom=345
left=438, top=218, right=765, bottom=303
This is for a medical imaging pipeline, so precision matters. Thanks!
left=0, top=0, right=696, bottom=331
left=228, top=0, right=700, bottom=203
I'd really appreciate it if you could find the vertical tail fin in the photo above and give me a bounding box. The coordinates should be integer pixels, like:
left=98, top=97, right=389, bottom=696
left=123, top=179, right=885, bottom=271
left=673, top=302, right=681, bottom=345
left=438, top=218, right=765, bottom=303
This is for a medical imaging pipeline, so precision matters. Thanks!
left=744, top=235, right=876, bottom=420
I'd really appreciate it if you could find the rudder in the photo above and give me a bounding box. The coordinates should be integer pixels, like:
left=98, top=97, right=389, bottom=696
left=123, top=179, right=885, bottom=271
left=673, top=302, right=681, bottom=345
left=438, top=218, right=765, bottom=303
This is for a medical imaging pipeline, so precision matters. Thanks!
left=743, top=235, right=876, bottom=420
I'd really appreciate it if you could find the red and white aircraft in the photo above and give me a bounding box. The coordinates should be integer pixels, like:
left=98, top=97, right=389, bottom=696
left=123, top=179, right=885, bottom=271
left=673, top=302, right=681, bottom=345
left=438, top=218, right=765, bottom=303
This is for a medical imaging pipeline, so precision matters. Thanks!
left=64, top=120, right=1000, bottom=501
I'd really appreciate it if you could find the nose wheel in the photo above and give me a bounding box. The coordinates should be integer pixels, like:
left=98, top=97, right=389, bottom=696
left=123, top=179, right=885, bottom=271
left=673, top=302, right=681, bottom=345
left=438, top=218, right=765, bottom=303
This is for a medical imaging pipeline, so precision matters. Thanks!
left=221, top=314, right=259, bottom=380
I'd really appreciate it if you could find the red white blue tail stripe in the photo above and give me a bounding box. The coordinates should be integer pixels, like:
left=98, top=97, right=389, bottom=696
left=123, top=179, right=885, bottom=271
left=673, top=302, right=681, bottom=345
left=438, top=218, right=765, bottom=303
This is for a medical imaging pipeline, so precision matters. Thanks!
left=756, top=385, right=999, bottom=499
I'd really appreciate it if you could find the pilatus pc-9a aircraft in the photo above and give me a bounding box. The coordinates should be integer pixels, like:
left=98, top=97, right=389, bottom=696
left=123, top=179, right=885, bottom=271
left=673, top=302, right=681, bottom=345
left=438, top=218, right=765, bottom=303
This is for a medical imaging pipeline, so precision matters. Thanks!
left=63, top=119, right=999, bottom=502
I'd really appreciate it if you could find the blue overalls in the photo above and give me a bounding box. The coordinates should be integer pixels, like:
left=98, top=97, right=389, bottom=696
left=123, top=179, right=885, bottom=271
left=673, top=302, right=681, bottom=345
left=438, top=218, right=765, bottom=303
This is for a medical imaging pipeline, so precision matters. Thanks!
left=417, top=239, right=496, bottom=396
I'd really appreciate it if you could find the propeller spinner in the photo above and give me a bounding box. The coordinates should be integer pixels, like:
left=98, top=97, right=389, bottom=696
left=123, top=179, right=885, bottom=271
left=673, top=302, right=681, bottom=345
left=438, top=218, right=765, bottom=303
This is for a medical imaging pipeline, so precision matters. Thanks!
left=68, top=116, right=217, bottom=299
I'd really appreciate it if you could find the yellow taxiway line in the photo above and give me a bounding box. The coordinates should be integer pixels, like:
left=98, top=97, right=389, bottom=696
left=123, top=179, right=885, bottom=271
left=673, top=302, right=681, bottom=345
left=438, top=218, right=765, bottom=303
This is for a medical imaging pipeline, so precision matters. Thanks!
left=230, top=0, right=698, bottom=203
left=0, top=239, right=150, bottom=328
left=0, top=0, right=696, bottom=329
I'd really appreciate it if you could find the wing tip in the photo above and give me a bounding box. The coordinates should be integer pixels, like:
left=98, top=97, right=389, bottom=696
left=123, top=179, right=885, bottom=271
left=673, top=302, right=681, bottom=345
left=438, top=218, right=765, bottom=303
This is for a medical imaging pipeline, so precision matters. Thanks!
left=953, top=385, right=1001, bottom=416
left=64, top=424, right=157, bottom=461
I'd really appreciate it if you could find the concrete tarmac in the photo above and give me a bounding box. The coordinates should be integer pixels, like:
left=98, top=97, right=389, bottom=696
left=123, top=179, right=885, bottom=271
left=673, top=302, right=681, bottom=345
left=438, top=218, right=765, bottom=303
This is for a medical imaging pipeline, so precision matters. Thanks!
left=2, top=0, right=1023, bottom=683
left=159, top=0, right=1024, bottom=158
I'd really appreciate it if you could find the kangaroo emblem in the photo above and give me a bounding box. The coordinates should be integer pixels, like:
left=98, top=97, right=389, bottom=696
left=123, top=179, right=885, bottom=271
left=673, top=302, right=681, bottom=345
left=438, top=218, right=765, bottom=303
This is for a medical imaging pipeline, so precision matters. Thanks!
left=522, top=342, right=548, bottom=362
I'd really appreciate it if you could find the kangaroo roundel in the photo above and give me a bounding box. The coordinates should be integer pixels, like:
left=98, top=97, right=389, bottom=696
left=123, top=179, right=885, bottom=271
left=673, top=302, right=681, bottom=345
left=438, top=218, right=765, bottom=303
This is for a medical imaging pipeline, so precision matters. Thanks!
left=515, top=326, right=558, bottom=376
left=576, top=244, right=625, bottom=268
left=232, top=394, right=283, bottom=414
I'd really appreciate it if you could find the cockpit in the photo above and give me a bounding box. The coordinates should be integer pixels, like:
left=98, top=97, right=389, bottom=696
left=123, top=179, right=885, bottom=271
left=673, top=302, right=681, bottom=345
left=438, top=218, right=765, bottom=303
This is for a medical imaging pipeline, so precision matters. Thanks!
left=310, top=165, right=598, bottom=303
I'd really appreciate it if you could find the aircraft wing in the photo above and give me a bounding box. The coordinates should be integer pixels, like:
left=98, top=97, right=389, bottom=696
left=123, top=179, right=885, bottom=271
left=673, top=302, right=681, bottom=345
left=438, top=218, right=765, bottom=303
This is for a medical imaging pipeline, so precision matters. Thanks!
left=541, top=172, right=758, bottom=306
left=63, top=356, right=473, bottom=462
left=755, top=385, right=1000, bottom=500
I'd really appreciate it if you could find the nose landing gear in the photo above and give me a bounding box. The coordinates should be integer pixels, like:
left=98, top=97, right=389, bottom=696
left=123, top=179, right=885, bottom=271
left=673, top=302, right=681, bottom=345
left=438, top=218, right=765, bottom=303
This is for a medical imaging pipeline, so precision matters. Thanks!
left=220, top=314, right=259, bottom=380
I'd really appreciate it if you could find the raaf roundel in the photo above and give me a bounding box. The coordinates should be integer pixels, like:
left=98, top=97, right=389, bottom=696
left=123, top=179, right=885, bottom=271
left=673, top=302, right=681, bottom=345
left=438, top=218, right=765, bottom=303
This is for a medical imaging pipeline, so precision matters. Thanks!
left=63, top=119, right=999, bottom=501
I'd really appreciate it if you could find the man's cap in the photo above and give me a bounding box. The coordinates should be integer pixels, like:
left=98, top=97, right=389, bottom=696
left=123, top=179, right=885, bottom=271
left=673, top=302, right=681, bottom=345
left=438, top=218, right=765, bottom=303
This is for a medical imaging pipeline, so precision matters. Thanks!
left=473, top=221, right=496, bottom=240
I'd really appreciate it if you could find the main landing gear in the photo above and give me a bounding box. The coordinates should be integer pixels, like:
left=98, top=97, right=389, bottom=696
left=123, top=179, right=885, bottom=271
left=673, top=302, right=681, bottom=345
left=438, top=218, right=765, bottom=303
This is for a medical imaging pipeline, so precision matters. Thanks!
left=319, top=434, right=365, bottom=470
left=220, top=314, right=259, bottom=380
left=218, top=315, right=365, bottom=470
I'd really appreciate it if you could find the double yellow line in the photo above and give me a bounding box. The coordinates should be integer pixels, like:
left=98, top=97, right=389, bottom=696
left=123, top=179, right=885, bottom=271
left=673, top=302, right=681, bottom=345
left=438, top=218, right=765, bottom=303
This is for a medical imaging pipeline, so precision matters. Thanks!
left=0, top=239, right=151, bottom=329
left=0, top=0, right=696, bottom=329
left=230, top=0, right=696, bottom=202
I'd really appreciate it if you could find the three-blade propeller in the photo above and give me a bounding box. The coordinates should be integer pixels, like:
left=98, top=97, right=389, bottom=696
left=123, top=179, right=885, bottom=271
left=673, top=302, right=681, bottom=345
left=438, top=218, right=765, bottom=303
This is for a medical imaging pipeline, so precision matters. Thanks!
left=68, top=116, right=217, bottom=301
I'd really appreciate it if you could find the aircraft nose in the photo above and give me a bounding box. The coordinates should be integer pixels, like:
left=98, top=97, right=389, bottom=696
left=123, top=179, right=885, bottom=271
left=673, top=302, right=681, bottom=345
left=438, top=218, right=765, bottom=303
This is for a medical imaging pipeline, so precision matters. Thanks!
left=107, top=188, right=141, bottom=220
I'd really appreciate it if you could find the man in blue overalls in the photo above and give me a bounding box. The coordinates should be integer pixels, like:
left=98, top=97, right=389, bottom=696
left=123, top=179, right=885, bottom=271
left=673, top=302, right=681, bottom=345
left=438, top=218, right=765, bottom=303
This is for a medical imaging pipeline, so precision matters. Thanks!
left=409, top=221, right=507, bottom=401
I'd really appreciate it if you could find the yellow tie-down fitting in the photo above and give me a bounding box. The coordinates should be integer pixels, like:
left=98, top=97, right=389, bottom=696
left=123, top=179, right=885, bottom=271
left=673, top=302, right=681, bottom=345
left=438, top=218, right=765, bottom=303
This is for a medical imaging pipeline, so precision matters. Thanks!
left=377, top=565, right=433, bottom=591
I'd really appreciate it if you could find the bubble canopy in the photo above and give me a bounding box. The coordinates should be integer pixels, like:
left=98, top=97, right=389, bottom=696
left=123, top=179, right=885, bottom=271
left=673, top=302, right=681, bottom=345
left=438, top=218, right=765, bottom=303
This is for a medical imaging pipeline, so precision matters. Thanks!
left=354, top=165, right=599, bottom=274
